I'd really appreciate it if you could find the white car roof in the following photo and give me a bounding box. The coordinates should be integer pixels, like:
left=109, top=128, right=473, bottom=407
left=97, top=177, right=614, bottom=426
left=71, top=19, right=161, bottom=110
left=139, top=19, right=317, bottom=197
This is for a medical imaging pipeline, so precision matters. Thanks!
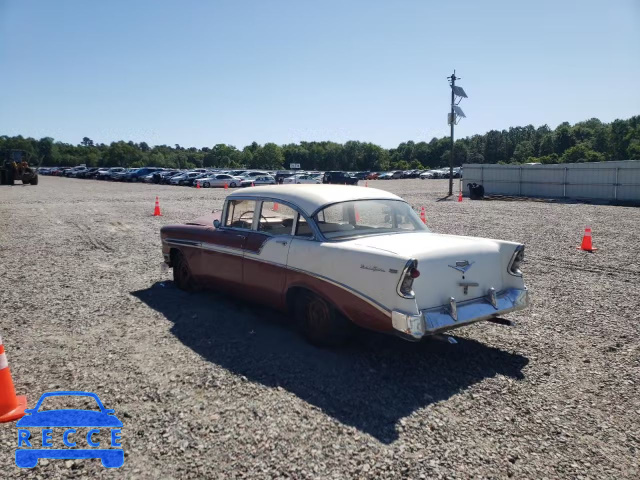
left=227, top=184, right=402, bottom=215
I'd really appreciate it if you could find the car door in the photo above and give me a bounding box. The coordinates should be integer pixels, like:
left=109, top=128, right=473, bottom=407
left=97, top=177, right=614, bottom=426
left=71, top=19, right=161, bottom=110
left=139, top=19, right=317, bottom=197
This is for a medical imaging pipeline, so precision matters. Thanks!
left=242, top=200, right=297, bottom=309
left=215, top=174, right=231, bottom=187
left=196, top=199, right=255, bottom=291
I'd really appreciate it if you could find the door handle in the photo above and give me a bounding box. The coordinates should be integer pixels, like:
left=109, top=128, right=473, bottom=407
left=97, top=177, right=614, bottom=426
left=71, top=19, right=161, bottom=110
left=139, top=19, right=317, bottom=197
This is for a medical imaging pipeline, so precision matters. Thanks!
left=275, top=239, right=288, bottom=246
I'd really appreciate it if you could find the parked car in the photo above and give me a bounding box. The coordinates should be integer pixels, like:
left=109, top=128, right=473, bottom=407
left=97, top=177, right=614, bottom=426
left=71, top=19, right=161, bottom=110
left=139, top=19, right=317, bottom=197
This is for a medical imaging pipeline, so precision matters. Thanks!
left=170, top=171, right=200, bottom=185
left=420, top=171, right=435, bottom=179
left=159, top=171, right=182, bottom=184
left=274, top=170, right=296, bottom=184
left=125, top=167, right=162, bottom=182
left=322, top=171, right=359, bottom=185
left=49, top=167, right=67, bottom=176
left=149, top=170, right=177, bottom=184
left=160, top=185, right=528, bottom=346
left=283, top=174, right=322, bottom=184
left=240, top=171, right=270, bottom=180
left=82, top=167, right=101, bottom=178
left=64, top=166, right=88, bottom=177
left=95, top=167, right=116, bottom=180
left=365, top=172, right=379, bottom=180
left=240, top=175, right=276, bottom=187
left=195, top=173, right=244, bottom=188
left=377, top=172, right=393, bottom=180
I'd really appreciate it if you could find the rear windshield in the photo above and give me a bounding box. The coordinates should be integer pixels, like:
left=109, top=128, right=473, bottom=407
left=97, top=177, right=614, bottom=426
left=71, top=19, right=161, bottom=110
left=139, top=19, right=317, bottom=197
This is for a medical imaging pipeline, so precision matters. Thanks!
left=313, top=199, right=429, bottom=239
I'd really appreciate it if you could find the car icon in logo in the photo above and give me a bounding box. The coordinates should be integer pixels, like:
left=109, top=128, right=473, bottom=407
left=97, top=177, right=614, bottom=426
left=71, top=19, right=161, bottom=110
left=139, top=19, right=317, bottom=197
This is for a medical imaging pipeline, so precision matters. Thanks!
left=15, top=391, right=123, bottom=468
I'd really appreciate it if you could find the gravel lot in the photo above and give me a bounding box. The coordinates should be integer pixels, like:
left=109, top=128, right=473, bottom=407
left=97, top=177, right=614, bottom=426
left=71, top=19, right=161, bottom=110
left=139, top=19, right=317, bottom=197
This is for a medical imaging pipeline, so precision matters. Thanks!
left=1, top=177, right=638, bottom=479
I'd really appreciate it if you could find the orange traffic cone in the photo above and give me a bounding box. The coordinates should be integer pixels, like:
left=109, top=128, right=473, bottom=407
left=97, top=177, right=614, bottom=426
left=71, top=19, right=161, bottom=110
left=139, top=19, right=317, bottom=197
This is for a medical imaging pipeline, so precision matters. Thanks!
left=0, top=335, right=27, bottom=423
left=365, top=181, right=368, bottom=187
left=577, top=227, right=597, bottom=252
left=458, top=191, right=463, bottom=202
left=420, top=206, right=426, bottom=224
left=196, top=182, right=201, bottom=189
left=273, top=202, right=279, bottom=212
left=251, top=182, right=255, bottom=187
left=224, top=182, right=228, bottom=190
left=153, top=196, right=162, bottom=216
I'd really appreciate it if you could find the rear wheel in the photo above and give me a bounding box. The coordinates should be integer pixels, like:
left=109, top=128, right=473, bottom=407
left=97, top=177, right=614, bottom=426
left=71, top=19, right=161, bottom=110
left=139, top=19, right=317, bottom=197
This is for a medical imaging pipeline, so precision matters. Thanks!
left=30, top=175, right=38, bottom=185
left=294, top=292, right=353, bottom=347
left=230, top=182, right=237, bottom=188
left=173, top=251, right=196, bottom=291
left=203, top=182, right=210, bottom=188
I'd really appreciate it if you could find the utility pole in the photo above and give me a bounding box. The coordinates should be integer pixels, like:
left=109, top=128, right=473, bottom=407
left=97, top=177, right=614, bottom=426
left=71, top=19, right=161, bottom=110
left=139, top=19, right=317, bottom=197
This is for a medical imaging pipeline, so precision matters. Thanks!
left=448, top=71, right=457, bottom=196
left=447, top=71, right=468, bottom=196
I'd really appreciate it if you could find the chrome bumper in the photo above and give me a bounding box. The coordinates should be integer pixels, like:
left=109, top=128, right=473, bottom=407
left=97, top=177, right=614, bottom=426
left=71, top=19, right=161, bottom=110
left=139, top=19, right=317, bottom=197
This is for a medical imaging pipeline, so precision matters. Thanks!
left=392, top=288, right=529, bottom=340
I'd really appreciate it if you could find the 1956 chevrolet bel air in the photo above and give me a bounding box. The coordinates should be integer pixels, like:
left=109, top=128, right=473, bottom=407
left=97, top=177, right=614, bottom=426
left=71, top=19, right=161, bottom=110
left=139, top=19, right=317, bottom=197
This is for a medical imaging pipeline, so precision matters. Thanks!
left=161, top=185, right=528, bottom=345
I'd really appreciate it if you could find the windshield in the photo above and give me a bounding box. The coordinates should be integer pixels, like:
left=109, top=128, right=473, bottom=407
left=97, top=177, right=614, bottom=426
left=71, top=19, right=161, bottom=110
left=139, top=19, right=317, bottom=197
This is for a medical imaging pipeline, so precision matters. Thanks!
left=37, top=394, right=101, bottom=412
left=313, top=199, right=429, bottom=239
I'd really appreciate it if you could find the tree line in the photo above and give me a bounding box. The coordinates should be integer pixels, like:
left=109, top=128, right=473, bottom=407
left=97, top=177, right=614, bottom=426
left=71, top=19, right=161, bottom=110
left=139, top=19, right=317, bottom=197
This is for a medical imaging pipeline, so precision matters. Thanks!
left=2, top=116, right=638, bottom=171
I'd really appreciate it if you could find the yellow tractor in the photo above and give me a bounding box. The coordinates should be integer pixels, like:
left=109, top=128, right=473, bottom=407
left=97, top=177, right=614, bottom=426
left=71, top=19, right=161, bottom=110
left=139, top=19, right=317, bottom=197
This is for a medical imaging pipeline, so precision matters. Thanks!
left=0, top=150, right=39, bottom=186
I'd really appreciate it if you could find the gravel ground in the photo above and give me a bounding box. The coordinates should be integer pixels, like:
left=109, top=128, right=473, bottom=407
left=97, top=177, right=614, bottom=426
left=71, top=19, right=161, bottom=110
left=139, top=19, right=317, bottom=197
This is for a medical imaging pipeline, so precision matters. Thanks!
left=0, top=177, right=638, bottom=479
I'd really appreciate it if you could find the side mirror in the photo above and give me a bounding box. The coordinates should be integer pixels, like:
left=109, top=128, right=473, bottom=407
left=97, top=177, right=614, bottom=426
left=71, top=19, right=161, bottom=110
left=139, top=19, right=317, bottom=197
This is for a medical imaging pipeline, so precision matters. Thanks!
left=213, top=219, right=220, bottom=228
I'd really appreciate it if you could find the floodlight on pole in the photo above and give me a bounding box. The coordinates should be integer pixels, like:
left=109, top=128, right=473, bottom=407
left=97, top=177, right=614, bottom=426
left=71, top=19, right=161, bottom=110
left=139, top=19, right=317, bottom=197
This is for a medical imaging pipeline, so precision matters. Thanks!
left=446, top=70, right=469, bottom=196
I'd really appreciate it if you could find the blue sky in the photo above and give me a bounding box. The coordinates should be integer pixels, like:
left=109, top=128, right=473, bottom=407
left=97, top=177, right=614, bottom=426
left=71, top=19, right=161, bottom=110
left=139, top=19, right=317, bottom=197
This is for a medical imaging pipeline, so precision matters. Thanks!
left=1, top=0, right=639, bottom=148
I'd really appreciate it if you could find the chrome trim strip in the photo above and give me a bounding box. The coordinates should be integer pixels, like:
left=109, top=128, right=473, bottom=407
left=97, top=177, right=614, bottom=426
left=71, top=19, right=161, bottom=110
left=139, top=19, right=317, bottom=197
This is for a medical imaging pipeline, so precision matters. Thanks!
left=286, top=265, right=392, bottom=316
left=243, top=254, right=286, bottom=268
left=164, top=238, right=202, bottom=248
left=164, top=235, right=391, bottom=316
left=200, top=242, right=244, bottom=257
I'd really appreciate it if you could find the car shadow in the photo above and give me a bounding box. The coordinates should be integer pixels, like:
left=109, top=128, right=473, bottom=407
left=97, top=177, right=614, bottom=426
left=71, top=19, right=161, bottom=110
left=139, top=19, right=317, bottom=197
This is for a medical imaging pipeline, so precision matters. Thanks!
left=132, top=282, right=528, bottom=444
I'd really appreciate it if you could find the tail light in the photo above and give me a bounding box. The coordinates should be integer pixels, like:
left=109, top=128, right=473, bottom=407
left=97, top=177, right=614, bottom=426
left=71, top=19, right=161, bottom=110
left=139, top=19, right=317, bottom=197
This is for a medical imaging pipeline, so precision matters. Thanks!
left=397, top=259, right=419, bottom=298
left=508, top=245, right=525, bottom=277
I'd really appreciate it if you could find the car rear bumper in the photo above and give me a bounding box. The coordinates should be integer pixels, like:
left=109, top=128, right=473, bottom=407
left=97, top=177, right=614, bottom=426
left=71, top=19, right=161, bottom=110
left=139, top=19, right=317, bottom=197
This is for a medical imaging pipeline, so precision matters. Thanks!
left=392, top=287, right=528, bottom=340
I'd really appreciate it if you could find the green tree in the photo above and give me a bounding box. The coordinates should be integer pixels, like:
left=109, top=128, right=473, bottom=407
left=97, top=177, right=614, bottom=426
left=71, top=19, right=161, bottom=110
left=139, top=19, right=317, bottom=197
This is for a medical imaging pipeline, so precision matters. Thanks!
left=254, top=143, right=284, bottom=169
left=554, top=122, right=575, bottom=155
left=512, top=141, right=534, bottom=163
left=538, top=134, right=554, bottom=156
left=561, top=144, right=605, bottom=163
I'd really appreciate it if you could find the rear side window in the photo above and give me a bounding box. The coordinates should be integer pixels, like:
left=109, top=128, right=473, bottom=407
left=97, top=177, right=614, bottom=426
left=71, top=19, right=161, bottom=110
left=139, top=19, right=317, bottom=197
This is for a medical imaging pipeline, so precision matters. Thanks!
left=225, top=200, right=257, bottom=229
left=295, top=214, right=313, bottom=238
left=259, top=202, right=296, bottom=235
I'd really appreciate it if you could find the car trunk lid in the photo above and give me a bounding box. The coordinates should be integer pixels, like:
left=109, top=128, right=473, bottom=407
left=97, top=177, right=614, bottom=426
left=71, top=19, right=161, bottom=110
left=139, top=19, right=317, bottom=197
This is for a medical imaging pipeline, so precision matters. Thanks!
left=349, top=232, right=506, bottom=309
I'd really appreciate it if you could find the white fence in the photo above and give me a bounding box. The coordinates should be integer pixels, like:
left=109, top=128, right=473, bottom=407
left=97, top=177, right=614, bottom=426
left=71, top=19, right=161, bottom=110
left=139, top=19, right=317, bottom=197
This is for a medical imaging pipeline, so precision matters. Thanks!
left=462, top=160, right=640, bottom=202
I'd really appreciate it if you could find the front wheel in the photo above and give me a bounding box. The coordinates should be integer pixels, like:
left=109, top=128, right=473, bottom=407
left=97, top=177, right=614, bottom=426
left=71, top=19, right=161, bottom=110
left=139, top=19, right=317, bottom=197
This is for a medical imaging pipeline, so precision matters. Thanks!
left=203, top=182, right=210, bottom=188
left=229, top=182, right=237, bottom=188
left=294, top=292, right=353, bottom=347
left=173, top=251, right=196, bottom=291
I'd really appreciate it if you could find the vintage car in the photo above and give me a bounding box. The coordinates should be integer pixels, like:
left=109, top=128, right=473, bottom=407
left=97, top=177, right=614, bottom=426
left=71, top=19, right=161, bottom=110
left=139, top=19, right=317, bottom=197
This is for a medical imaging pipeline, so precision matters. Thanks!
left=160, top=185, right=528, bottom=346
